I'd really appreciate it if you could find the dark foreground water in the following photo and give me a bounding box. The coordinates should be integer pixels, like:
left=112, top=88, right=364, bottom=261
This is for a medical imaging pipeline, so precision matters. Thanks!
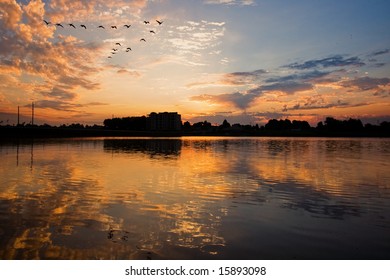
left=0, top=137, right=389, bottom=260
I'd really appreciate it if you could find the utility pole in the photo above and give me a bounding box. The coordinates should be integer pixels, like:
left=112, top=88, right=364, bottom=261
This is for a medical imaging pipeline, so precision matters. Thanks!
left=17, top=106, right=20, bottom=126
left=31, top=102, right=34, bottom=126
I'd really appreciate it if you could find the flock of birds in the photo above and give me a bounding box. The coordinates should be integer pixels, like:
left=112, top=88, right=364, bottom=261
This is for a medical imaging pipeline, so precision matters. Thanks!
left=43, top=19, right=164, bottom=58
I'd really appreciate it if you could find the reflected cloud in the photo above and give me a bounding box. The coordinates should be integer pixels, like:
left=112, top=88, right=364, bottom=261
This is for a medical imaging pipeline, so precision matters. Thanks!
left=1, top=138, right=389, bottom=259
left=0, top=139, right=228, bottom=259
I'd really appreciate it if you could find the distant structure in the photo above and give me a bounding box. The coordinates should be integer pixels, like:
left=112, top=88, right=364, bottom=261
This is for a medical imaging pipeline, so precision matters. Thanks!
left=31, top=102, right=34, bottom=126
left=149, top=112, right=181, bottom=131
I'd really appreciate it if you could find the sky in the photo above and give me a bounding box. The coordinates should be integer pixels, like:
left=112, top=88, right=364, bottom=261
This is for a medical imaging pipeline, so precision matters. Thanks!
left=0, top=0, right=389, bottom=126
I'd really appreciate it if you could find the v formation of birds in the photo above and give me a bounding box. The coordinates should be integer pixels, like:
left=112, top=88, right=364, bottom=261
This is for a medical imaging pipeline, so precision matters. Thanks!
left=43, top=19, right=164, bottom=59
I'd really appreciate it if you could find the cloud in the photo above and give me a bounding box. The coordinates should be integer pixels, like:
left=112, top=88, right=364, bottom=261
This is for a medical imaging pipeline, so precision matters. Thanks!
left=341, top=77, right=390, bottom=91
left=27, top=99, right=108, bottom=112
left=186, top=69, right=267, bottom=89
left=358, top=115, right=390, bottom=125
left=191, top=91, right=260, bottom=110
left=285, top=100, right=370, bottom=111
left=221, top=69, right=267, bottom=85
left=372, top=63, right=386, bottom=68
left=265, top=70, right=330, bottom=84
left=188, top=54, right=377, bottom=111
left=285, top=55, right=365, bottom=70
left=27, top=100, right=81, bottom=112
left=188, top=50, right=389, bottom=111
left=206, top=21, right=226, bottom=27
left=46, top=0, right=148, bottom=22
left=85, top=102, right=108, bottom=106
left=40, top=86, right=78, bottom=101
left=248, top=81, right=313, bottom=94
left=172, top=20, right=225, bottom=51
left=286, top=100, right=348, bottom=111
left=165, top=20, right=225, bottom=66
left=369, top=49, right=390, bottom=57
left=203, top=0, right=255, bottom=6
left=116, top=69, right=142, bottom=78
left=0, top=0, right=109, bottom=114
left=189, top=70, right=320, bottom=110
left=0, top=0, right=23, bottom=29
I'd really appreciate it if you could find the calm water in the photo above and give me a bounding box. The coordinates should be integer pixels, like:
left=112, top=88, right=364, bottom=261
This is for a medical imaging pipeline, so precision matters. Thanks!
left=0, top=137, right=389, bottom=260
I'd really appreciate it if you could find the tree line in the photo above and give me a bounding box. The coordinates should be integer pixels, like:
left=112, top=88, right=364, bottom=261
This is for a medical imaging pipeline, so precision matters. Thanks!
left=101, top=115, right=389, bottom=136
left=2, top=116, right=389, bottom=136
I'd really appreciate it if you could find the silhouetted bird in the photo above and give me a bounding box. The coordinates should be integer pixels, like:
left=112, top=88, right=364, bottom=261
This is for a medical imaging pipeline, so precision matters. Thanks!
left=80, top=24, right=87, bottom=29
left=55, top=23, right=64, bottom=28
left=111, top=25, right=117, bottom=29
left=140, top=38, right=146, bottom=42
left=68, top=23, right=76, bottom=28
left=115, top=43, right=121, bottom=46
left=156, top=20, right=163, bottom=25
left=43, top=20, right=51, bottom=25
left=98, top=25, right=105, bottom=29
left=150, top=30, right=155, bottom=34
left=126, top=47, right=132, bottom=52
left=111, top=52, right=116, bottom=55
left=108, top=56, right=112, bottom=58
left=143, top=21, right=150, bottom=24
left=124, top=24, right=131, bottom=28
left=112, top=48, right=118, bottom=51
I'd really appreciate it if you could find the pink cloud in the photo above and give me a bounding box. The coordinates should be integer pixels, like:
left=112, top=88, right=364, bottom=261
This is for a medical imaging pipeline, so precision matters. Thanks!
left=46, top=0, right=148, bottom=22
left=0, top=0, right=23, bottom=29
left=0, top=0, right=107, bottom=112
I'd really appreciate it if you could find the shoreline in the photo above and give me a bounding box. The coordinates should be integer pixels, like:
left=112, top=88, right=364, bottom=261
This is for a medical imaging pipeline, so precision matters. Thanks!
left=1, top=125, right=389, bottom=139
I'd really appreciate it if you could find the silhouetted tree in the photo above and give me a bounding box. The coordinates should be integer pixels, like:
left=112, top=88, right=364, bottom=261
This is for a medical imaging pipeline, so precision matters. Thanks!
left=182, top=121, right=191, bottom=130
left=68, top=123, right=84, bottom=129
left=345, top=118, right=363, bottom=131
left=103, top=116, right=147, bottom=130
left=219, top=119, right=231, bottom=130
left=265, top=119, right=293, bottom=130
left=202, top=120, right=212, bottom=130
left=380, top=121, right=390, bottom=130
left=322, top=117, right=363, bottom=132
left=324, top=117, right=342, bottom=131
left=193, top=121, right=212, bottom=130
left=317, top=121, right=324, bottom=130
left=292, top=120, right=311, bottom=130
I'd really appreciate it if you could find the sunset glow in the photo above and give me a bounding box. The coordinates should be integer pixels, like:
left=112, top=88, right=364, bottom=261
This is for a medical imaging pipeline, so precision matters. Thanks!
left=1, top=0, right=389, bottom=126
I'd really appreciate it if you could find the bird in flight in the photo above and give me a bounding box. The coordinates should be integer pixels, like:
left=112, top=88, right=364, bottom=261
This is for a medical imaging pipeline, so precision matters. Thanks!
left=156, top=20, right=163, bottom=25
left=80, top=24, right=87, bottom=29
left=150, top=30, right=156, bottom=34
left=43, top=20, right=51, bottom=25
left=68, top=23, right=76, bottom=28
left=111, top=25, right=117, bottom=29
left=55, top=23, right=64, bottom=28
left=124, top=24, right=131, bottom=28
left=143, top=21, right=150, bottom=24
left=140, top=38, right=146, bottom=42
left=98, top=25, right=105, bottom=29
left=112, top=48, right=118, bottom=51
left=115, top=42, right=122, bottom=46
left=108, top=56, right=112, bottom=59
left=126, top=47, right=132, bottom=52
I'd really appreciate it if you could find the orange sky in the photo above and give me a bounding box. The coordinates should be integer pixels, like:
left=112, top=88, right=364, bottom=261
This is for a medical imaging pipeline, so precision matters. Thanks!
left=0, top=0, right=389, bottom=126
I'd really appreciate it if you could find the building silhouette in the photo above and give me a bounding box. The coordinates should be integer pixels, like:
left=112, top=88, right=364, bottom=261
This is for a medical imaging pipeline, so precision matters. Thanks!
left=149, top=112, right=182, bottom=131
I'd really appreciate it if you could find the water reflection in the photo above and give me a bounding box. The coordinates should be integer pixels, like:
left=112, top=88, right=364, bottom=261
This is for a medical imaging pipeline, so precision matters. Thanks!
left=0, top=137, right=389, bottom=259
left=104, top=138, right=182, bottom=158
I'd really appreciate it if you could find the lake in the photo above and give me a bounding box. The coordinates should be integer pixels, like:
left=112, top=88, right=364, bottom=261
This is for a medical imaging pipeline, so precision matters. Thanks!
left=0, top=137, right=389, bottom=260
